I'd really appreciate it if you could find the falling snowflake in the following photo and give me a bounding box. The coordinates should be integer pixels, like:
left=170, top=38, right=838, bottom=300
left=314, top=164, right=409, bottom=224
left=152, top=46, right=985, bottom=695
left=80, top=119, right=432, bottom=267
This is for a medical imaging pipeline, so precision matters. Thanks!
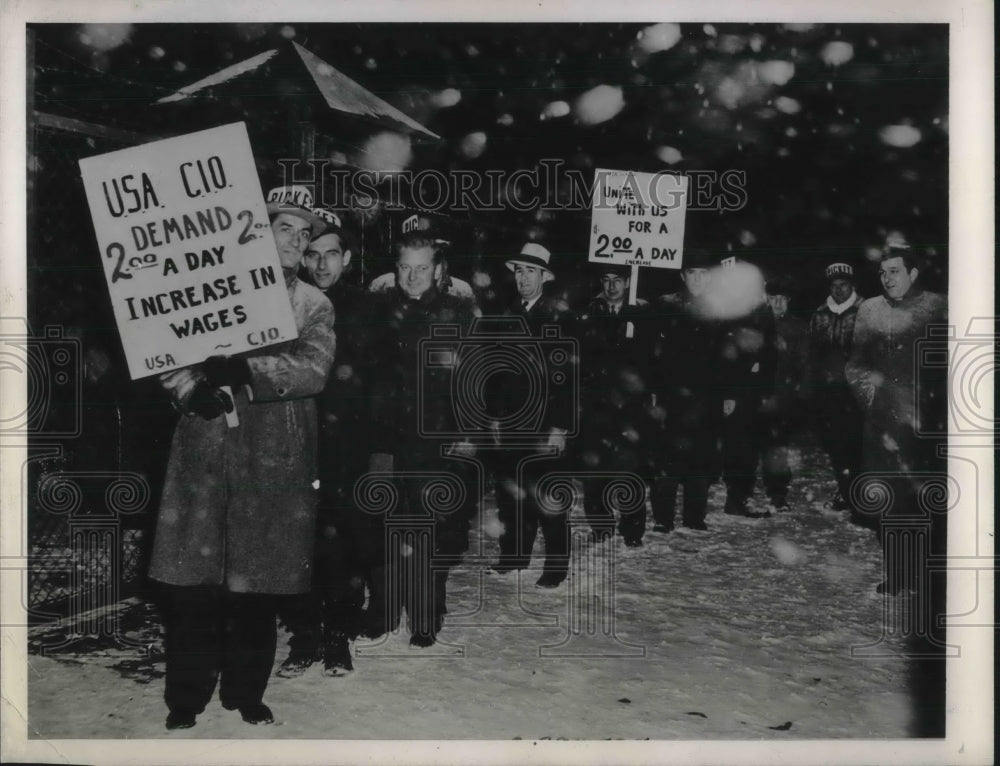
left=459, top=131, right=488, bottom=159
left=540, top=100, right=571, bottom=121
left=280, top=25, right=296, bottom=40
left=77, top=24, right=133, bottom=52
left=820, top=41, right=854, bottom=67
left=715, top=78, right=744, bottom=110
left=354, top=132, right=413, bottom=172
left=574, top=84, right=625, bottom=125
left=757, top=60, right=795, bottom=86
left=656, top=146, right=683, bottom=165
left=878, top=124, right=922, bottom=148
left=635, top=22, right=682, bottom=53
left=431, top=88, right=462, bottom=108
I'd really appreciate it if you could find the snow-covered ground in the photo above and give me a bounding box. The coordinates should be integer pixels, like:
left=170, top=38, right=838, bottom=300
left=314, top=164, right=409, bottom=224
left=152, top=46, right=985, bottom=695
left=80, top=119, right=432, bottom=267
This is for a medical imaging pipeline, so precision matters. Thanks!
left=26, top=443, right=922, bottom=740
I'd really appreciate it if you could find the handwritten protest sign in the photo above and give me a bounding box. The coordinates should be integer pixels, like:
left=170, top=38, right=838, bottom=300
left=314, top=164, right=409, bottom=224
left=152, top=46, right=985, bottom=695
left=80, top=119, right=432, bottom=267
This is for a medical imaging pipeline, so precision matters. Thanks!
left=79, top=122, right=297, bottom=380
left=588, top=168, right=688, bottom=270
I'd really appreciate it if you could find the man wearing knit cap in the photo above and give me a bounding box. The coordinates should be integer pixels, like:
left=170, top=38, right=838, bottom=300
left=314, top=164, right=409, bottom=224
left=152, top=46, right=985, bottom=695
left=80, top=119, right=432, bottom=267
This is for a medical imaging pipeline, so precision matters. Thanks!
left=488, top=242, right=576, bottom=588
left=806, top=261, right=866, bottom=520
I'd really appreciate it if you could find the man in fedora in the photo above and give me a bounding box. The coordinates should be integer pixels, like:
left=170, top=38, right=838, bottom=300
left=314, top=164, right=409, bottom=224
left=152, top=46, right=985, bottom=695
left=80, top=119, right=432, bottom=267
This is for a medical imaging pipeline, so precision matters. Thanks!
left=151, top=184, right=334, bottom=729
left=487, top=243, right=576, bottom=588
left=806, top=261, right=866, bottom=519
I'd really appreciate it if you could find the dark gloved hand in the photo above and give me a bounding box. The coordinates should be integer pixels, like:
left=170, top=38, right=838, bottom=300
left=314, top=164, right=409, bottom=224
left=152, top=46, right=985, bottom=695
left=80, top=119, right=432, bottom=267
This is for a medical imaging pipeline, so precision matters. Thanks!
left=202, top=355, right=252, bottom=389
left=187, top=381, right=234, bottom=420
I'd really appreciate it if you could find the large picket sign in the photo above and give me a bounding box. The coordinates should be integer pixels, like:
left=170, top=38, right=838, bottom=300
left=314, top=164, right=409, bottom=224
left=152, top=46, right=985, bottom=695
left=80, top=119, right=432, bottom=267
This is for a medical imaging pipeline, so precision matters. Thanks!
left=588, top=168, right=688, bottom=270
left=79, top=122, right=298, bottom=380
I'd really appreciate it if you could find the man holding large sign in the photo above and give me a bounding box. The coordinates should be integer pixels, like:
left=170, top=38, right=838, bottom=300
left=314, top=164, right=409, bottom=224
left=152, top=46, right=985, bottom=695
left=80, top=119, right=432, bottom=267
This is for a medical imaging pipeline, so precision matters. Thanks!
left=80, top=125, right=335, bottom=730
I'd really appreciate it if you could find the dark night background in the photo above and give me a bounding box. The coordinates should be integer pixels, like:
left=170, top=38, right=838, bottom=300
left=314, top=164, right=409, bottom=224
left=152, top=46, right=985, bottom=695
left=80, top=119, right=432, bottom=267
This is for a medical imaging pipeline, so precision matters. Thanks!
left=29, top=22, right=947, bottom=327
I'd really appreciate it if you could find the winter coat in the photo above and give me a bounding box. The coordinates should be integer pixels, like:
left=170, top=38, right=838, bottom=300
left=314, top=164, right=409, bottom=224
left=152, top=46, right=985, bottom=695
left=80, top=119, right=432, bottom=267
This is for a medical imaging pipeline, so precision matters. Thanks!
left=772, top=313, right=810, bottom=412
left=576, top=296, right=655, bottom=396
left=364, top=285, right=479, bottom=557
left=148, top=275, right=336, bottom=595
left=572, top=297, right=656, bottom=473
left=367, top=286, right=478, bottom=455
left=807, top=293, right=864, bottom=390
left=717, top=299, right=778, bottom=405
left=648, top=292, right=725, bottom=468
left=845, top=286, right=947, bottom=474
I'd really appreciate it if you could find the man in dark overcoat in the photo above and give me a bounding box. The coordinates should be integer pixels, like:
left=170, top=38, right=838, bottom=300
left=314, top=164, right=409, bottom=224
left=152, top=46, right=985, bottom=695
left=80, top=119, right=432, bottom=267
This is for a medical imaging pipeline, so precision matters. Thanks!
left=488, top=243, right=577, bottom=588
left=648, top=249, right=724, bottom=532
left=575, top=263, right=655, bottom=546
left=364, top=227, right=478, bottom=646
left=714, top=256, right=778, bottom=518
left=277, top=211, right=372, bottom=678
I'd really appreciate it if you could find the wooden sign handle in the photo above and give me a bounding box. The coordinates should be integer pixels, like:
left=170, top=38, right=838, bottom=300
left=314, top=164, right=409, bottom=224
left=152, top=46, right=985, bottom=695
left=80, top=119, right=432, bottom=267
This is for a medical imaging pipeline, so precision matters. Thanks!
left=221, top=385, right=240, bottom=428
left=626, top=264, right=640, bottom=338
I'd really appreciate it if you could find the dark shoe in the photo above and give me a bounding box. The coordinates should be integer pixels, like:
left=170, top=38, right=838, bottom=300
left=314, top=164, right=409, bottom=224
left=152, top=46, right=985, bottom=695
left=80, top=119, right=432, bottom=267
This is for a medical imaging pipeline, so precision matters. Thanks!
left=876, top=580, right=903, bottom=596
left=276, top=649, right=316, bottom=678
left=623, top=537, right=643, bottom=548
left=239, top=703, right=274, bottom=725
left=652, top=523, right=673, bottom=533
left=535, top=571, right=567, bottom=589
left=684, top=521, right=709, bottom=531
left=724, top=499, right=747, bottom=516
left=165, top=709, right=197, bottom=730
left=745, top=509, right=772, bottom=519
left=409, top=632, right=436, bottom=648
left=323, top=635, right=354, bottom=677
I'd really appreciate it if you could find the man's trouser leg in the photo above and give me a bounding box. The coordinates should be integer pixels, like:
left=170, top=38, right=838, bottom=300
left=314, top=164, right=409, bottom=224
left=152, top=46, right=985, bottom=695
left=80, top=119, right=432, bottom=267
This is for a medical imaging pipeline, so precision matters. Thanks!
left=277, top=591, right=322, bottom=659
left=760, top=412, right=791, bottom=505
left=495, top=456, right=537, bottom=568
left=723, top=403, right=759, bottom=509
left=681, top=475, right=711, bottom=527
left=583, top=476, right=615, bottom=537
left=650, top=471, right=679, bottom=529
left=160, top=584, right=222, bottom=716
left=219, top=593, right=278, bottom=710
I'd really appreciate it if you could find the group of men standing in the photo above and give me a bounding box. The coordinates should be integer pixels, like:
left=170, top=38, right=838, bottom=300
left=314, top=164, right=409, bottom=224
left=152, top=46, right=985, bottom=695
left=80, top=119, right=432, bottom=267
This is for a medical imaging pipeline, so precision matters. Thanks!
left=145, top=183, right=947, bottom=730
